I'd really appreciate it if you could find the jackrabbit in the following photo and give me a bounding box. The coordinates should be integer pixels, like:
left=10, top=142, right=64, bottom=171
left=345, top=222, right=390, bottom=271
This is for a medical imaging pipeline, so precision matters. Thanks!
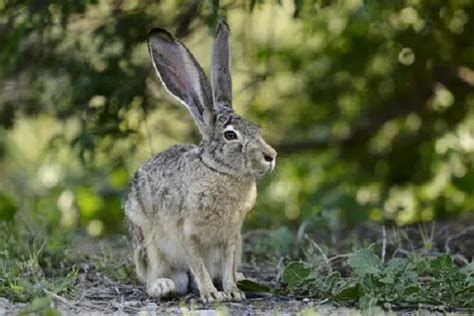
left=123, top=20, right=277, bottom=303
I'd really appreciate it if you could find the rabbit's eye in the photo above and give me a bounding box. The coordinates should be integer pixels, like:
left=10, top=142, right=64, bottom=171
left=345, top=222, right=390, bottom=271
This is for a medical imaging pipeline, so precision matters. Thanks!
left=224, top=130, right=238, bottom=140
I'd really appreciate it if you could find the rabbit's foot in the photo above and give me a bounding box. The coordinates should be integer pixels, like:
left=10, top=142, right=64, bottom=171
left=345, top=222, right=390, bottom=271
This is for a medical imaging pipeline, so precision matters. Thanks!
left=147, top=278, right=178, bottom=299
left=236, top=272, right=257, bottom=283
left=226, top=289, right=246, bottom=301
left=200, top=291, right=228, bottom=303
left=236, top=272, right=245, bottom=281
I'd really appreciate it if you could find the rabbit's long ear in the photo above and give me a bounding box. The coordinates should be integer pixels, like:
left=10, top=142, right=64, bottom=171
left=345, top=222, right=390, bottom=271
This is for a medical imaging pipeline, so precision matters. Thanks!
left=211, top=20, right=233, bottom=113
left=148, top=28, right=215, bottom=139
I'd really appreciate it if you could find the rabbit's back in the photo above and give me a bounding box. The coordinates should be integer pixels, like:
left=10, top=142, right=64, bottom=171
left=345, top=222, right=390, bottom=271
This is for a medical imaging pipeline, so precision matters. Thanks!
left=140, top=143, right=197, bottom=177
left=124, top=144, right=197, bottom=224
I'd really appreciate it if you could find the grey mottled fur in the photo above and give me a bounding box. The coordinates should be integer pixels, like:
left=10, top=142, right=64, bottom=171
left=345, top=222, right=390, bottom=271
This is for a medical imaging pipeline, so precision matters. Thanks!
left=124, top=20, right=276, bottom=303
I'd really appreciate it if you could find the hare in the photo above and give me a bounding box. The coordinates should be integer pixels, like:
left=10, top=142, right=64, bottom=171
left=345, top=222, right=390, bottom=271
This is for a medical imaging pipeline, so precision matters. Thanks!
left=123, top=20, right=277, bottom=303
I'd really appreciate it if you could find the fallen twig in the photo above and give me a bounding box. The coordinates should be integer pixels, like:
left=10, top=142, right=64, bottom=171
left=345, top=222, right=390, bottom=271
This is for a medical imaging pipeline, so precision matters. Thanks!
left=42, top=288, right=73, bottom=307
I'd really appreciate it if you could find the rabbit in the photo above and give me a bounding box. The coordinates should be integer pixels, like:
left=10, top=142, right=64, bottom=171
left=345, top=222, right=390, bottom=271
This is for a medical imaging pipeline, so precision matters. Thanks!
left=123, top=20, right=277, bottom=303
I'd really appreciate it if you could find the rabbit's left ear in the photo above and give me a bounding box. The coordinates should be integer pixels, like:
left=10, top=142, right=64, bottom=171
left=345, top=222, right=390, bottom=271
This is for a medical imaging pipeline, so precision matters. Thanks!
left=148, top=28, right=215, bottom=139
left=211, top=20, right=233, bottom=113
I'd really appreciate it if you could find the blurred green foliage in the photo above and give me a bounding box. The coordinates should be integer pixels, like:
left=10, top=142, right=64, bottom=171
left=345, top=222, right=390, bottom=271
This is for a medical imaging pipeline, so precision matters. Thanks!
left=0, top=0, right=473, bottom=235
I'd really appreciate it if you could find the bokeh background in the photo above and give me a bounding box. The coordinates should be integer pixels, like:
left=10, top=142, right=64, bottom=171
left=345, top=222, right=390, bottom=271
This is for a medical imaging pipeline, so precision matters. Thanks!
left=0, top=0, right=473, bottom=237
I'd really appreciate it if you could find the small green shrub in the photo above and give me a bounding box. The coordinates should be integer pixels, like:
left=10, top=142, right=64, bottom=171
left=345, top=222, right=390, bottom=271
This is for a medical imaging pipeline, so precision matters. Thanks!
left=281, top=247, right=474, bottom=310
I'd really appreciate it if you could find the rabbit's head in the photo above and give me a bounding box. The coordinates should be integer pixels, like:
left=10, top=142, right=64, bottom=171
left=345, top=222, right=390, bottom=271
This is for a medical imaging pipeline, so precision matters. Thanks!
left=148, top=21, right=276, bottom=177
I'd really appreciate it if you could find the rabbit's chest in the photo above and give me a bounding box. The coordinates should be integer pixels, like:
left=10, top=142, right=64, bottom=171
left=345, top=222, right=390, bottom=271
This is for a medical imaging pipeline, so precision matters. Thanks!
left=188, top=179, right=256, bottom=240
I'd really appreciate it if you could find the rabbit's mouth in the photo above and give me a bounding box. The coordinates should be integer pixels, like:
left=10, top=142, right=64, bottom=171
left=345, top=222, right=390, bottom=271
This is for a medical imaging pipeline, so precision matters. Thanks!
left=253, top=158, right=276, bottom=177
left=255, top=169, right=267, bottom=177
left=267, top=159, right=277, bottom=172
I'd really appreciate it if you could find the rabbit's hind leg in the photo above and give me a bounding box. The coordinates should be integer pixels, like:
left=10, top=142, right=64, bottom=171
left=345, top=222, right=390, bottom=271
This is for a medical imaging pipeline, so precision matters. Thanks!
left=170, top=271, right=189, bottom=295
left=127, top=218, right=148, bottom=282
left=144, top=241, right=181, bottom=299
left=234, top=233, right=246, bottom=282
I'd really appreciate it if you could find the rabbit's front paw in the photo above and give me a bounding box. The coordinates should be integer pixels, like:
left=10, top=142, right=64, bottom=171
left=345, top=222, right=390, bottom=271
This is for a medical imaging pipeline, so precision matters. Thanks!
left=147, top=278, right=178, bottom=299
left=200, top=291, right=228, bottom=303
left=226, top=289, right=246, bottom=301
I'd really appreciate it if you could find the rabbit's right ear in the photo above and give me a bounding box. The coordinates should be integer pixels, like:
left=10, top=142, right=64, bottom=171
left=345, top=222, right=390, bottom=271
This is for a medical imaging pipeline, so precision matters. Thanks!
left=147, top=28, right=215, bottom=139
left=211, top=20, right=233, bottom=113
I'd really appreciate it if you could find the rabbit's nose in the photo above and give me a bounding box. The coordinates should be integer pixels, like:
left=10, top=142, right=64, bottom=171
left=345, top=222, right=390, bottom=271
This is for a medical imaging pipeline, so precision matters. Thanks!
left=260, top=140, right=277, bottom=165
left=263, top=153, right=274, bottom=163
left=263, top=149, right=277, bottom=171
left=262, top=147, right=277, bottom=163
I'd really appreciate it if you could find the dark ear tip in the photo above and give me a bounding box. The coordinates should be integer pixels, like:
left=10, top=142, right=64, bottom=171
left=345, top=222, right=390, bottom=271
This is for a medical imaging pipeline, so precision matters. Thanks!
left=216, top=19, right=230, bottom=34
left=147, top=28, right=174, bottom=42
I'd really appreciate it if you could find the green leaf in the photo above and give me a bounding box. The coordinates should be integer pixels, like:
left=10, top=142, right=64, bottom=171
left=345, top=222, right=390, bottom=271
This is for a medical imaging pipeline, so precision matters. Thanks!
left=282, top=262, right=311, bottom=288
left=379, top=276, right=394, bottom=284
left=403, top=285, right=421, bottom=296
left=348, top=248, right=382, bottom=276
left=385, top=258, right=409, bottom=275
left=325, top=271, right=341, bottom=292
left=359, top=293, right=380, bottom=309
left=431, top=255, right=456, bottom=271
left=237, top=279, right=272, bottom=293
left=333, top=284, right=360, bottom=301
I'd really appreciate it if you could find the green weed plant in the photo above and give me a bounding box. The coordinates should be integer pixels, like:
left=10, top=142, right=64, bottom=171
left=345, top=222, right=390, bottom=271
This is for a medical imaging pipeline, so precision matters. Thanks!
left=278, top=247, right=474, bottom=310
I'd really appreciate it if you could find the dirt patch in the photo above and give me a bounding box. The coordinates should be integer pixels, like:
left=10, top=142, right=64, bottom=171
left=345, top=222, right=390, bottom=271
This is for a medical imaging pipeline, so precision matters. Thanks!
left=2, top=217, right=473, bottom=315
left=1, top=260, right=350, bottom=315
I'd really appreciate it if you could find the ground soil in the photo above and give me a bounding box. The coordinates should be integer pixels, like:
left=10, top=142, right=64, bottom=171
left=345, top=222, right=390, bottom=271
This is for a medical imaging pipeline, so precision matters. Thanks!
left=1, top=216, right=473, bottom=315
left=2, top=254, right=357, bottom=315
